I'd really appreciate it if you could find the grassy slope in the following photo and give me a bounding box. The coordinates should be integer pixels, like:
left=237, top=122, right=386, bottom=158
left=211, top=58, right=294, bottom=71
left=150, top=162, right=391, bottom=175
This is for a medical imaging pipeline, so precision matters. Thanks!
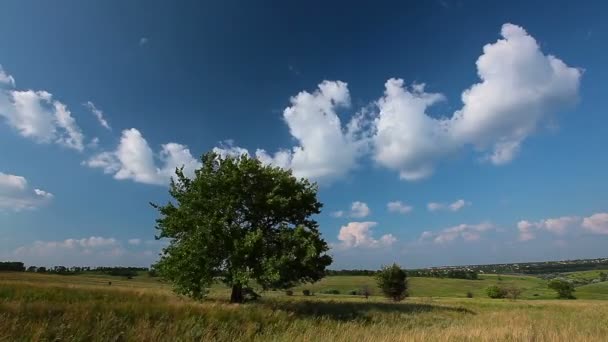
left=291, top=274, right=555, bottom=299
left=2, top=272, right=608, bottom=341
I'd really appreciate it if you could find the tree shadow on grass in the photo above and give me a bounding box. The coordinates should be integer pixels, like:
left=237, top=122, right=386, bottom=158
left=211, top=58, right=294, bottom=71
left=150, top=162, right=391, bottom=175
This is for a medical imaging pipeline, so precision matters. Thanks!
left=261, top=299, right=476, bottom=322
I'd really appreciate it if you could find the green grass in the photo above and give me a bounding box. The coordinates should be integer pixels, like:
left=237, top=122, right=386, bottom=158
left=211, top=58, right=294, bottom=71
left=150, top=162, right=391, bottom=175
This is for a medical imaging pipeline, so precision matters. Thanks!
left=2, top=272, right=608, bottom=341
left=563, top=269, right=608, bottom=281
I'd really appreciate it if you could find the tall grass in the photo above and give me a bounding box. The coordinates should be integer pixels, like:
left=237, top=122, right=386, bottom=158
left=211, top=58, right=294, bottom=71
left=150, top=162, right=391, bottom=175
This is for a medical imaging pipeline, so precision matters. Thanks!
left=1, top=273, right=608, bottom=341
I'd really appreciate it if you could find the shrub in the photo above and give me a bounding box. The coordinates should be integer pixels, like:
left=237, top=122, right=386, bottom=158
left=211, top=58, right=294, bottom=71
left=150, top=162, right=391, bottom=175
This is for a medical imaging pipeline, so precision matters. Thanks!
left=466, top=291, right=474, bottom=298
left=302, top=289, right=312, bottom=296
left=376, top=263, right=408, bottom=302
left=548, top=279, right=576, bottom=299
left=347, top=289, right=358, bottom=295
left=504, top=286, right=523, bottom=300
left=285, top=290, right=293, bottom=296
left=360, top=285, right=372, bottom=299
left=486, top=285, right=507, bottom=299
left=320, top=289, right=340, bottom=295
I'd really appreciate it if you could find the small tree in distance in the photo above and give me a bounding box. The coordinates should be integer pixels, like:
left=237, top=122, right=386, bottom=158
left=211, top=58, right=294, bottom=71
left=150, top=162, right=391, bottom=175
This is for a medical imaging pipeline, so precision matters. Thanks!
left=548, top=279, right=576, bottom=299
left=376, top=263, right=408, bottom=302
left=152, top=152, right=333, bottom=303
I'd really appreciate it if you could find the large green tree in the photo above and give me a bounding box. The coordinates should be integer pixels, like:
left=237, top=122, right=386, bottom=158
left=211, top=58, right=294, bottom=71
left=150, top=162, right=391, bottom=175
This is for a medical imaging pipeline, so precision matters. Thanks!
left=152, top=152, right=332, bottom=303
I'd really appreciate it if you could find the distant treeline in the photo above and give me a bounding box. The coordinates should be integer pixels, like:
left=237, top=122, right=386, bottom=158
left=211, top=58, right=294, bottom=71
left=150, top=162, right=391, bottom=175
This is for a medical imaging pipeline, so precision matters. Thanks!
left=327, top=269, right=479, bottom=280
left=0, top=262, right=26, bottom=272
left=463, top=258, right=608, bottom=275
left=0, top=262, right=150, bottom=277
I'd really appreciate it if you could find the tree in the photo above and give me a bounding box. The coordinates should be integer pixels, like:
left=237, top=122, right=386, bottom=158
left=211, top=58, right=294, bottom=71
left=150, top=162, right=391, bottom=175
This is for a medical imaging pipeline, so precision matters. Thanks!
left=504, top=285, right=523, bottom=300
left=599, top=272, right=607, bottom=282
left=486, top=285, right=507, bottom=299
left=152, top=152, right=332, bottom=303
left=376, top=263, right=408, bottom=301
left=548, top=279, right=576, bottom=299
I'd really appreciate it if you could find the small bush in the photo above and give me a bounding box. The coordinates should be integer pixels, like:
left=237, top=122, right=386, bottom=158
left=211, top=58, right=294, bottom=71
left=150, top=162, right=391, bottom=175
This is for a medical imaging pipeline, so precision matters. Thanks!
left=302, top=289, right=312, bottom=296
left=360, top=285, right=372, bottom=299
left=504, top=286, right=522, bottom=300
left=466, top=291, right=474, bottom=298
left=548, top=279, right=576, bottom=299
left=320, top=289, right=340, bottom=295
left=285, top=290, right=293, bottom=296
left=347, top=289, right=358, bottom=295
left=376, top=263, right=408, bottom=302
left=486, top=285, right=507, bottom=299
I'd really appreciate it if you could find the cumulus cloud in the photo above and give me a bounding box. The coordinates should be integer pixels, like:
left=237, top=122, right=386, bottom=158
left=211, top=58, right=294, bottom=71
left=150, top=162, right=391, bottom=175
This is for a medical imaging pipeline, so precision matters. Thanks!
left=84, top=128, right=201, bottom=185
left=581, top=213, right=608, bottom=235
left=0, top=66, right=85, bottom=151
left=427, top=199, right=471, bottom=212
left=370, top=23, right=581, bottom=179
left=225, top=81, right=369, bottom=183
left=212, top=140, right=249, bottom=158
left=387, top=201, right=413, bottom=214
left=336, top=222, right=396, bottom=248
left=517, top=216, right=580, bottom=241
left=333, top=201, right=371, bottom=218
left=419, top=222, right=494, bottom=244
left=84, top=101, right=111, bottom=130
left=0, top=172, right=53, bottom=211
left=10, top=236, right=161, bottom=266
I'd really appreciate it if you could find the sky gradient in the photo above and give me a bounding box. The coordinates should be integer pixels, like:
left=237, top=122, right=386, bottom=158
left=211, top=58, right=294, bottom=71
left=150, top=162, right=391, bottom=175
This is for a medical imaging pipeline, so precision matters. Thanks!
left=1, top=0, right=607, bottom=269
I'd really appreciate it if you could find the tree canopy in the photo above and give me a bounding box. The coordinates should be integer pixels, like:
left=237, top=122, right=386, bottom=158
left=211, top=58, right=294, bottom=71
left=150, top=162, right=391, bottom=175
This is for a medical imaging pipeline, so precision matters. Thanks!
left=376, top=263, right=408, bottom=301
left=152, top=152, right=332, bottom=302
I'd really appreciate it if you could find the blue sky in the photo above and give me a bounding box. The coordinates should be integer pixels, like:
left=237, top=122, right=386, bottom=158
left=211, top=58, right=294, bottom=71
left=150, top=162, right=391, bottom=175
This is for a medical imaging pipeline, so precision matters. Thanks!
left=1, top=0, right=607, bottom=269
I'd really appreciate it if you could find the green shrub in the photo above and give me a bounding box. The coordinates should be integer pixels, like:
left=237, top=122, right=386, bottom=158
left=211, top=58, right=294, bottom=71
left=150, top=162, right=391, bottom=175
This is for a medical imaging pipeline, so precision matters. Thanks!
left=486, top=285, right=507, bottom=299
left=376, top=263, right=408, bottom=302
left=347, top=289, right=358, bottom=295
left=285, top=290, right=293, bottom=296
left=466, top=291, right=474, bottom=298
left=302, top=289, right=311, bottom=296
left=548, top=279, right=576, bottom=299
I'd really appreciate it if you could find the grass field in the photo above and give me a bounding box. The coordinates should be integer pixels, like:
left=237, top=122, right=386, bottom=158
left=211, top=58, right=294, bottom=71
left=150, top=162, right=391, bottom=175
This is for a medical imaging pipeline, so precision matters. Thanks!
left=1, top=271, right=608, bottom=341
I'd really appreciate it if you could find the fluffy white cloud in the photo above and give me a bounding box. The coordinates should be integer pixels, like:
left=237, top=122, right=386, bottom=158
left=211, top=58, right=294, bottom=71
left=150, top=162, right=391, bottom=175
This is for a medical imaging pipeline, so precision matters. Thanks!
left=332, top=201, right=371, bottom=218
left=387, top=201, right=413, bottom=214
left=0, top=66, right=85, bottom=151
left=85, top=128, right=201, bottom=185
left=84, top=101, right=111, bottom=130
left=420, top=222, right=494, bottom=244
left=254, top=81, right=368, bottom=182
left=0, top=65, right=15, bottom=87
left=0, top=172, right=53, bottom=211
left=10, top=236, right=161, bottom=266
left=337, top=221, right=396, bottom=248
left=212, top=140, right=249, bottom=158
left=427, top=199, right=470, bottom=212
left=371, top=23, right=581, bottom=179
left=582, top=213, right=608, bottom=235
left=517, top=216, right=580, bottom=241
left=0, top=67, right=116, bottom=153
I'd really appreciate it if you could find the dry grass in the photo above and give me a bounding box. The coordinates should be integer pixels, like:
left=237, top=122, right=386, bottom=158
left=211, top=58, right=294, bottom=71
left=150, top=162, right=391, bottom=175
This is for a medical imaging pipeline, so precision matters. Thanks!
left=1, top=272, right=607, bottom=341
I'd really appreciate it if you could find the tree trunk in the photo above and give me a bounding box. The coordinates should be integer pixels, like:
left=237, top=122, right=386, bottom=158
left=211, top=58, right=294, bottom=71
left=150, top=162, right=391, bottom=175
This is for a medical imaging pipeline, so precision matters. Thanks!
left=230, top=284, right=244, bottom=303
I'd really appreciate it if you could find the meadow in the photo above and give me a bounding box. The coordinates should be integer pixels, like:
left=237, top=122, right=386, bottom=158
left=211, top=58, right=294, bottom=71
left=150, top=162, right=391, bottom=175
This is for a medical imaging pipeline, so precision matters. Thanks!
left=2, top=271, right=608, bottom=341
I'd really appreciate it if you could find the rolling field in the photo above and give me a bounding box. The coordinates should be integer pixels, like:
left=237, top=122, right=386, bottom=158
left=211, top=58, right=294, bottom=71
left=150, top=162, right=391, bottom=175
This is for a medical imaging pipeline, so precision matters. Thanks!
left=1, top=272, right=608, bottom=341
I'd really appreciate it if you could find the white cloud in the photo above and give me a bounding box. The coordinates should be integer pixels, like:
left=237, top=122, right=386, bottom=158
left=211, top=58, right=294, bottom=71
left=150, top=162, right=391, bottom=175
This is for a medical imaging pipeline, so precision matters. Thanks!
left=85, top=128, right=201, bottom=186
left=582, top=213, right=608, bottom=235
left=128, top=238, right=142, bottom=245
left=387, top=201, right=413, bottom=214
left=212, top=140, right=249, bottom=158
left=0, top=172, right=53, bottom=211
left=337, top=221, right=396, bottom=248
left=427, top=199, right=470, bottom=212
left=0, top=66, right=85, bottom=151
left=139, top=37, right=149, bottom=46
left=332, top=201, right=371, bottom=218
left=517, top=216, right=580, bottom=241
left=370, top=23, right=581, bottom=180
left=84, top=101, right=111, bottom=130
left=253, top=81, right=368, bottom=183
left=419, top=222, right=494, bottom=244
left=0, top=65, right=15, bottom=87
left=10, top=236, right=160, bottom=266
